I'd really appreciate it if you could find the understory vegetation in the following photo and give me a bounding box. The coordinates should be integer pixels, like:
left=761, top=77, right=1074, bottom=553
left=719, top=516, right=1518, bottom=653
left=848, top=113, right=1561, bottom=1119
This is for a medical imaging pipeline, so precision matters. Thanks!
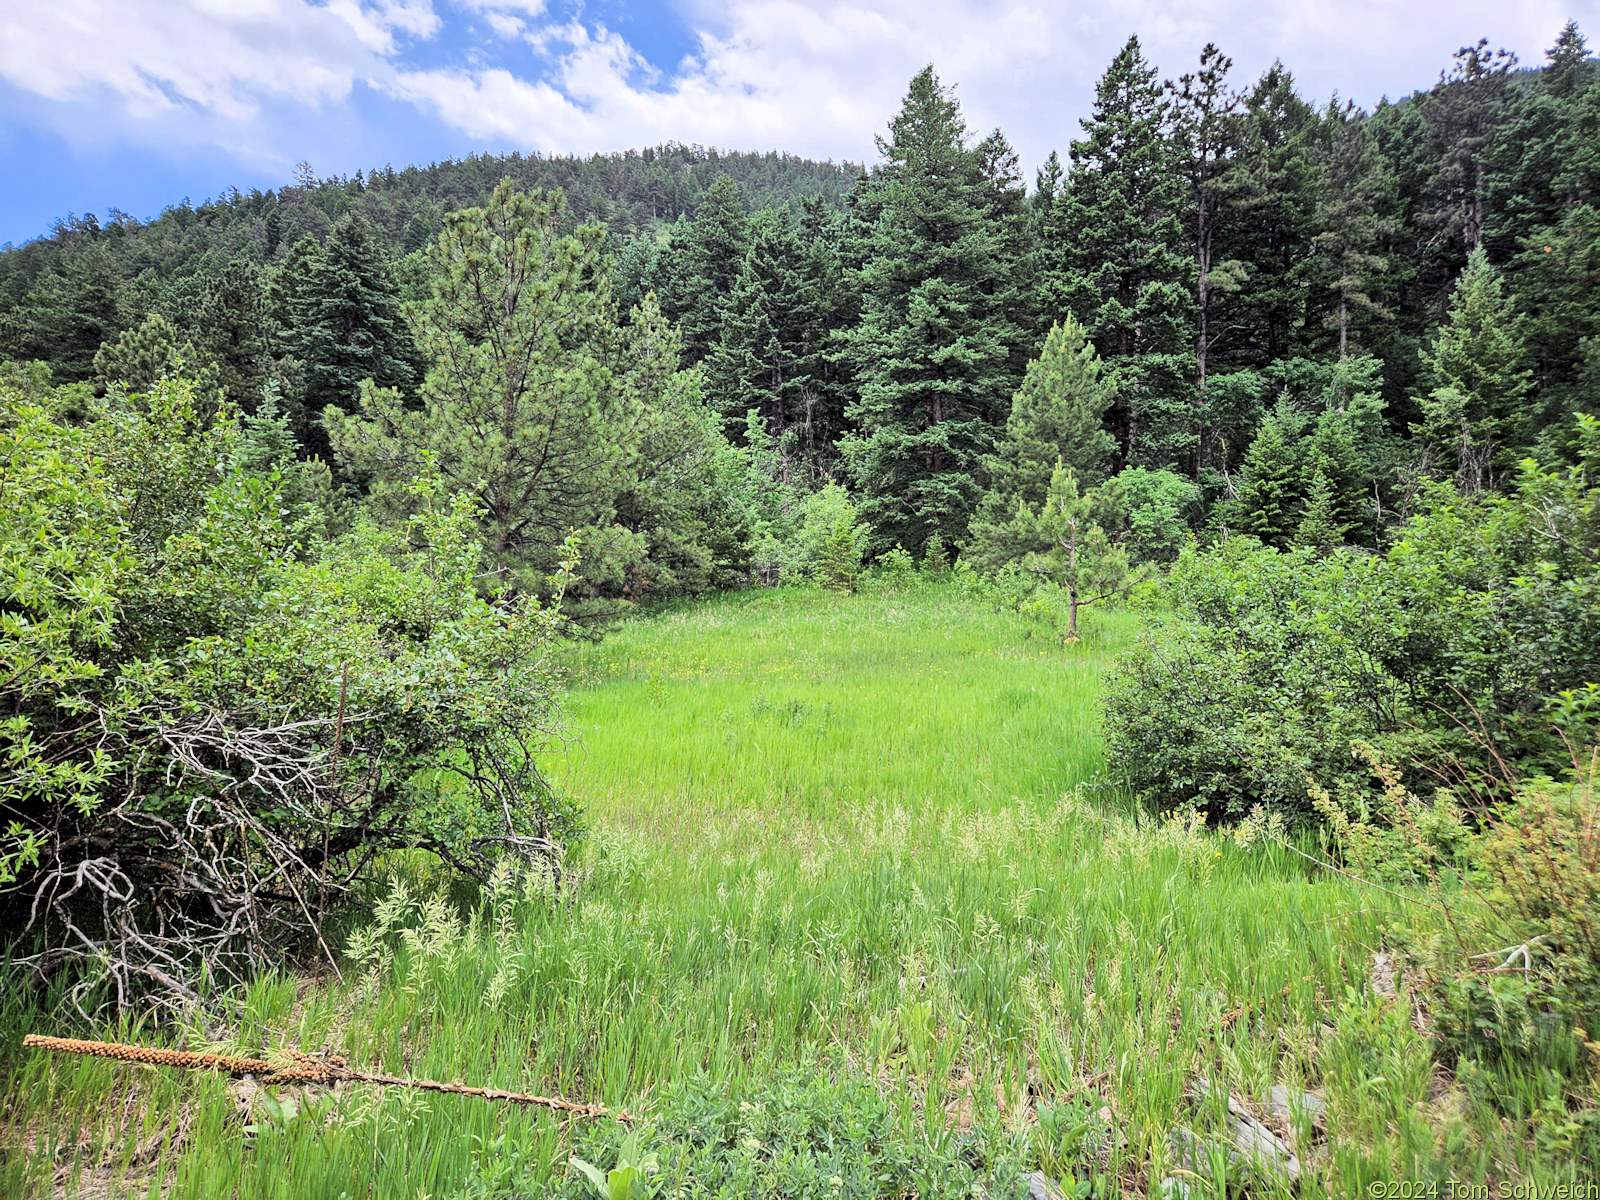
left=10, top=585, right=1593, bottom=1198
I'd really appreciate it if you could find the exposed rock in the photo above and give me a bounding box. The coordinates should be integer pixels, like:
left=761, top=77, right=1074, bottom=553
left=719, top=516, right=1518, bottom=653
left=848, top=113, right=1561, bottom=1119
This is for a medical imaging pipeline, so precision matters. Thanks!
left=1370, top=952, right=1397, bottom=999
left=1183, top=1077, right=1302, bottom=1184
left=1268, top=1083, right=1327, bottom=1126
left=1024, top=1171, right=1065, bottom=1200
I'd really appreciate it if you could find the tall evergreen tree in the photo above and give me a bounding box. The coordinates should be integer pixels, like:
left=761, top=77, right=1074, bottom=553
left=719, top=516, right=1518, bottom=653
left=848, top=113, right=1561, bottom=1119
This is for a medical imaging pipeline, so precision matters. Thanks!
left=663, top=177, right=752, bottom=364
left=276, top=216, right=416, bottom=454
left=1312, top=101, right=1397, bottom=356
left=326, top=182, right=643, bottom=585
left=196, top=260, right=271, bottom=408
left=978, top=315, right=1118, bottom=511
left=841, top=67, right=1030, bottom=554
left=1422, top=39, right=1518, bottom=256
left=706, top=212, right=810, bottom=441
left=0, top=240, right=124, bottom=382
left=1226, top=64, right=1320, bottom=367
left=1049, top=36, right=1193, bottom=470
left=1486, top=23, right=1600, bottom=253
left=1168, top=43, right=1244, bottom=478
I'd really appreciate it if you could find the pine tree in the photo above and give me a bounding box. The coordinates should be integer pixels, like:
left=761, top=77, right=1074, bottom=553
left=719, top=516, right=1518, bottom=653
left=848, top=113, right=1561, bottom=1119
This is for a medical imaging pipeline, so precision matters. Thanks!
left=979, top=315, right=1117, bottom=512
left=1418, top=247, right=1534, bottom=491
left=92, top=312, right=218, bottom=398
left=325, top=182, right=642, bottom=585
left=967, top=462, right=1130, bottom=639
left=842, top=67, right=1030, bottom=554
left=1048, top=36, right=1193, bottom=469
left=1235, top=413, right=1300, bottom=546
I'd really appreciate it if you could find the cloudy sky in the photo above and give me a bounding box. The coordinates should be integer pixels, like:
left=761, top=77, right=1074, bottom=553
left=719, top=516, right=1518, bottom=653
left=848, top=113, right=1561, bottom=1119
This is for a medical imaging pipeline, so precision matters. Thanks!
left=2, top=0, right=1595, bottom=245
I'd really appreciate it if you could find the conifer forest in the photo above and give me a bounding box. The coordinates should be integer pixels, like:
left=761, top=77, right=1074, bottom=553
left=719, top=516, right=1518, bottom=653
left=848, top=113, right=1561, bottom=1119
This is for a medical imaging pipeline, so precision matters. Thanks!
left=3, top=22, right=1600, bottom=1199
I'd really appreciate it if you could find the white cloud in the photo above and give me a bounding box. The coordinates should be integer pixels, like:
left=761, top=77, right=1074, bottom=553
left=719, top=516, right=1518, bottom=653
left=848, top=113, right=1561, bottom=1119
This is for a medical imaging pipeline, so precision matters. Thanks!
left=2, top=0, right=1593, bottom=176
left=385, top=0, right=1588, bottom=168
left=0, top=0, right=435, bottom=120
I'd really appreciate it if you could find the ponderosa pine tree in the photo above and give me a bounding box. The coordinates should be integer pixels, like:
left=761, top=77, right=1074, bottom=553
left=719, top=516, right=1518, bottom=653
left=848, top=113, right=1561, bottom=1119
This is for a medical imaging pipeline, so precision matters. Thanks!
left=92, top=312, right=218, bottom=398
left=326, top=181, right=643, bottom=587
left=1049, top=36, right=1193, bottom=470
left=966, top=461, right=1129, bottom=639
left=842, top=66, right=1029, bottom=554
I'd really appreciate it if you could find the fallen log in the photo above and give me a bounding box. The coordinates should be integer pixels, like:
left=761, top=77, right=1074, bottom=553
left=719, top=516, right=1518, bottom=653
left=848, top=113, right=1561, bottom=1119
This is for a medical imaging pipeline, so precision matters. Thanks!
left=22, top=1034, right=629, bottom=1120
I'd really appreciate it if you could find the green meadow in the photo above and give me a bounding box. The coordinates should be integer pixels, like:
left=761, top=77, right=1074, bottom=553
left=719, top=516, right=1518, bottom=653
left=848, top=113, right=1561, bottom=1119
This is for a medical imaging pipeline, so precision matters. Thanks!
left=0, top=585, right=1540, bottom=1196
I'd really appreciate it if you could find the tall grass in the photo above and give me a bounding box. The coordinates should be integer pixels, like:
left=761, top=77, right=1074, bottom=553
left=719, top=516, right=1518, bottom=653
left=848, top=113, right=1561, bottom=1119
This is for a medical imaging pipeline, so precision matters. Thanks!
left=0, top=584, right=1571, bottom=1196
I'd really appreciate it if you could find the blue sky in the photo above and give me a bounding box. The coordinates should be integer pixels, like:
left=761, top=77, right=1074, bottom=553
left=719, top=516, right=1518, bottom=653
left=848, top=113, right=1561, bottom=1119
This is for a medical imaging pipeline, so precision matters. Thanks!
left=2, top=0, right=1596, bottom=247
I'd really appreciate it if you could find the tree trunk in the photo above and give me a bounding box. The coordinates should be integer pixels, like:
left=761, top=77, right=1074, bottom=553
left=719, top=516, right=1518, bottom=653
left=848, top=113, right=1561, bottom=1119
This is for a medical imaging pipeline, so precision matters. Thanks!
left=1066, top=513, right=1080, bottom=640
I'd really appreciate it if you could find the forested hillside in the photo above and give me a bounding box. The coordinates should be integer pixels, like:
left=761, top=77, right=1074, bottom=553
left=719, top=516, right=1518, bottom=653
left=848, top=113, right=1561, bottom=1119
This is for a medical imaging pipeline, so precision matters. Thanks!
left=4, top=27, right=1596, bottom=539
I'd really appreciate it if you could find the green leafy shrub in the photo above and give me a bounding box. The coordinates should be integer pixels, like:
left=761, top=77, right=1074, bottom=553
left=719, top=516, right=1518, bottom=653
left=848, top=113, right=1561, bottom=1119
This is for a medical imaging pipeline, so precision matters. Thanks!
left=1104, top=417, right=1600, bottom=823
left=1, top=376, right=578, bottom=1010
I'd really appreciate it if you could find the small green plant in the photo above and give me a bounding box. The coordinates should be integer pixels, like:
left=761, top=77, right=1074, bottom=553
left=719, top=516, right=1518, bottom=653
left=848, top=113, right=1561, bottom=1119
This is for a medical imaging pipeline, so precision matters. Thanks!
left=874, top=544, right=916, bottom=590
left=569, top=1129, right=658, bottom=1200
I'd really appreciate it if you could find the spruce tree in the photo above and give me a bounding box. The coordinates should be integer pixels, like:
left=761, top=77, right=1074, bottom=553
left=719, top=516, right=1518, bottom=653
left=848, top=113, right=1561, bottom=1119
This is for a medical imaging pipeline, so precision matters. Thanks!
left=1301, top=408, right=1368, bottom=542
left=1, top=241, right=124, bottom=382
left=705, top=211, right=811, bottom=444
left=842, top=67, right=1030, bottom=554
left=1294, top=468, right=1349, bottom=552
left=667, top=177, right=751, bottom=364
left=1235, top=413, right=1300, bottom=546
left=1418, top=248, right=1533, bottom=491
left=1048, top=36, right=1193, bottom=469
left=196, top=259, right=270, bottom=408
left=1227, top=64, right=1320, bottom=366
left=277, top=216, right=416, bottom=454
left=1168, top=43, right=1243, bottom=478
